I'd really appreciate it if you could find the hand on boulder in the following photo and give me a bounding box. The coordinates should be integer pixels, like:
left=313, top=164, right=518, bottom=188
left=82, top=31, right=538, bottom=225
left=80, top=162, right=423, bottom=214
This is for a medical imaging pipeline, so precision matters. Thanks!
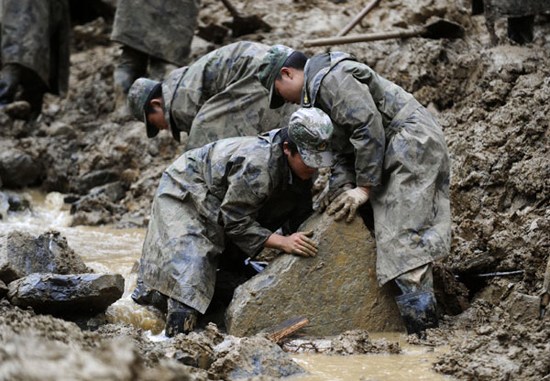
left=327, top=187, right=369, bottom=223
left=281, top=230, right=318, bottom=257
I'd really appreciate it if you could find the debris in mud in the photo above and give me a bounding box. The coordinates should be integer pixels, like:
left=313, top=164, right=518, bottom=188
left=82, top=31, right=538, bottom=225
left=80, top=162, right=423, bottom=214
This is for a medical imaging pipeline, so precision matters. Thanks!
left=282, top=330, right=401, bottom=355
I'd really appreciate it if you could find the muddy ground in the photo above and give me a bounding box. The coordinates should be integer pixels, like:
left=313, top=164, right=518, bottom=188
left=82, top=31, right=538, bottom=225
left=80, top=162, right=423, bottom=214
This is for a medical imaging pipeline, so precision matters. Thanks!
left=0, top=0, right=549, bottom=380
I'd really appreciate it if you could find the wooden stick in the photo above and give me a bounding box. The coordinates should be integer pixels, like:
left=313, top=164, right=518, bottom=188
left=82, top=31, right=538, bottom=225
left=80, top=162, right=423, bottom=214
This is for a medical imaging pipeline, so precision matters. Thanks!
left=304, top=28, right=421, bottom=47
left=267, top=316, right=309, bottom=343
left=337, top=0, right=382, bottom=37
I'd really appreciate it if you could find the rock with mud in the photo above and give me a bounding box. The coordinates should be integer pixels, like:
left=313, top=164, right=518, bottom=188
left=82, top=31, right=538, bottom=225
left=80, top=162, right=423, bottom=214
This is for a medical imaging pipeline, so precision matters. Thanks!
left=209, top=335, right=305, bottom=380
left=0, top=280, right=7, bottom=299
left=0, top=231, right=90, bottom=283
left=226, top=212, right=405, bottom=336
left=7, top=273, right=124, bottom=315
left=283, top=329, right=401, bottom=355
left=501, top=291, right=540, bottom=324
left=0, top=147, right=43, bottom=188
left=434, top=299, right=550, bottom=380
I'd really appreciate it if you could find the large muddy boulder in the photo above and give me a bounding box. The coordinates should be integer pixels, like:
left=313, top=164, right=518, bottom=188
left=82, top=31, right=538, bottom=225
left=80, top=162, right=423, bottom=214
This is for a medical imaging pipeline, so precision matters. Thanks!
left=7, top=273, right=124, bottom=315
left=226, top=213, right=405, bottom=337
left=0, top=230, right=90, bottom=283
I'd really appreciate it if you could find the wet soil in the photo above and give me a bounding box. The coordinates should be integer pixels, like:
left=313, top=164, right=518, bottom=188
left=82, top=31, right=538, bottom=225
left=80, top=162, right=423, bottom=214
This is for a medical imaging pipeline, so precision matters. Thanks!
left=0, top=0, right=549, bottom=380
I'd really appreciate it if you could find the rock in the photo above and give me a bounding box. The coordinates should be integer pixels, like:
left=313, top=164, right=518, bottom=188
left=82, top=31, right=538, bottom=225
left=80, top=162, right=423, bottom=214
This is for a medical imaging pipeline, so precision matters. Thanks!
left=3, top=100, right=31, bottom=120
left=0, top=192, right=8, bottom=220
left=209, top=335, right=305, bottom=380
left=7, top=273, right=125, bottom=315
left=0, top=279, right=7, bottom=298
left=0, top=231, right=90, bottom=283
left=501, top=291, right=540, bottom=324
left=74, top=169, right=120, bottom=194
left=0, top=148, right=42, bottom=188
left=45, top=121, right=77, bottom=138
left=226, top=213, right=404, bottom=337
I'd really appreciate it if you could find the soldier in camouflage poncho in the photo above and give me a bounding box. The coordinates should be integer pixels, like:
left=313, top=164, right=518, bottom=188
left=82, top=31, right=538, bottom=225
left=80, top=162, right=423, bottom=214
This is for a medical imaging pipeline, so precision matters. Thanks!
left=259, top=45, right=451, bottom=337
left=127, top=41, right=296, bottom=150
left=133, top=107, right=334, bottom=337
left=0, top=0, right=70, bottom=118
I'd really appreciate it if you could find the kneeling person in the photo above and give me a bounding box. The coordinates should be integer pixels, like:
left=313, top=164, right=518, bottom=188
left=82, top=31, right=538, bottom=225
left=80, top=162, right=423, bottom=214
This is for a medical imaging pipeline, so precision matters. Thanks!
left=133, top=107, right=335, bottom=337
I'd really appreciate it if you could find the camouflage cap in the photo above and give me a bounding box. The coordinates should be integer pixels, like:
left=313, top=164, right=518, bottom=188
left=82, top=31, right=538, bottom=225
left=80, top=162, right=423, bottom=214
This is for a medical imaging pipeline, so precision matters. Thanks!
left=127, top=78, right=162, bottom=138
left=257, top=45, right=294, bottom=109
left=289, top=108, right=335, bottom=168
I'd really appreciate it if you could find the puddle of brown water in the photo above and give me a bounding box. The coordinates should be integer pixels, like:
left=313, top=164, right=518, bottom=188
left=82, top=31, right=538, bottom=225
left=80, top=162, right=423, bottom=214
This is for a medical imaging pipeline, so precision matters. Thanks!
left=290, top=332, right=453, bottom=381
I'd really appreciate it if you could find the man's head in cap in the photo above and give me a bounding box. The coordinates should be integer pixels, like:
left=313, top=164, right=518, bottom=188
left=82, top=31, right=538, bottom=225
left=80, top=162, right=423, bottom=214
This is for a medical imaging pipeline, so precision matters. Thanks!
left=258, top=45, right=308, bottom=109
left=127, top=78, right=179, bottom=141
left=283, top=107, right=334, bottom=180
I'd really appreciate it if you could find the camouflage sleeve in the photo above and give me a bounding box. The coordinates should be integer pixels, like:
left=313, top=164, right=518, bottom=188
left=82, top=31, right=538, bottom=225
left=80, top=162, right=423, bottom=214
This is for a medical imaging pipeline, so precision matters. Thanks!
left=329, top=152, right=356, bottom=191
left=169, top=65, right=206, bottom=134
left=320, top=71, right=385, bottom=188
left=220, top=161, right=274, bottom=256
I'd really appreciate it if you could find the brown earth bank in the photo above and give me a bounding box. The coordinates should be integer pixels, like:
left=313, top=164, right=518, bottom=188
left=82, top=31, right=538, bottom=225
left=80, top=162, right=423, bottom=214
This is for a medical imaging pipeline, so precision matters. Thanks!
left=0, top=0, right=549, bottom=380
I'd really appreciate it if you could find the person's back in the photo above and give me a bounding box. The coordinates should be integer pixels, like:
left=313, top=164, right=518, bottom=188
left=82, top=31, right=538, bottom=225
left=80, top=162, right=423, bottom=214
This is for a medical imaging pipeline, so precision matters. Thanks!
left=162, top=41, right=296, bottom=148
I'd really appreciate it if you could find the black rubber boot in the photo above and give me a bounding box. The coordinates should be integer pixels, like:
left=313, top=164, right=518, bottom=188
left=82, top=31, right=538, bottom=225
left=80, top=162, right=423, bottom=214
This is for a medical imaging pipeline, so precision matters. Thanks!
left=131, top=279, right=168, bottom=313
left=395, top=291, right=439, bottom=338
left=165, top=298, right=198, bottom=337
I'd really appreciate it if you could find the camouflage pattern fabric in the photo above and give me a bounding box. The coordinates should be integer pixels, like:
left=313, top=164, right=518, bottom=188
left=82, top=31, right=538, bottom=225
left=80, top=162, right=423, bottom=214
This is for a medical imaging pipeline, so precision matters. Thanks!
left=139, top=129, right=313, bottom=313
left=111, top=0, right=199, bottom=66
left=1, top=0, right=70, bottom=95
left=288, top=107, right=335, bottom=168
left=302, top=52, right=451, bottom=285
left=162, top=41, right=297, bottom=149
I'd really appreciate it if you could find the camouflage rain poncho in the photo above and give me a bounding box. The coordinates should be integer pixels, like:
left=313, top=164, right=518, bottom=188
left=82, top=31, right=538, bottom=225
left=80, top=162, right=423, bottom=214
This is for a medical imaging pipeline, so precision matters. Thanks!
left=111, top=0, right=199, bottom=66
left=162, top=41, right=296, bottom=149
left=1, top=0, right=70, bottom=95
left=302, top=52, right=451, bottom=285
left=138, top=130, right=313, bottom=313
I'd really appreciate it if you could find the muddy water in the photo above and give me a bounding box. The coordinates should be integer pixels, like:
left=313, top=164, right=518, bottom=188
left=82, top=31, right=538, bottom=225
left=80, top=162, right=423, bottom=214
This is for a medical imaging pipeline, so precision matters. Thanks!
left=1, top=190, right=453, bottom=380
left=291, top=333, right=453, bottom=381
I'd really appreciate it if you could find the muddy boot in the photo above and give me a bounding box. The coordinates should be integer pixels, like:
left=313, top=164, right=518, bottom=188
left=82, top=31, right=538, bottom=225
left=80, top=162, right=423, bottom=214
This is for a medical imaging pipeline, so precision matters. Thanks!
left=113, top=45, right=148, bottom=118
left=131, top=279, right=168, bottom=313
left=1, top=64, right=47, bottom=120
left=165, top=298, right=198, bottom=337
left=20, top=80, right=47, bottom=120
left=395, top=291, right=439, bottom=338
left=0, top=64, right=22, bottom=106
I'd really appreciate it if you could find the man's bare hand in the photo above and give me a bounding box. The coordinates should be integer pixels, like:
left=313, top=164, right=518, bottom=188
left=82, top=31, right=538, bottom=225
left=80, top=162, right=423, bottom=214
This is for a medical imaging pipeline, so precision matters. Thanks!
left=280, top=230, right=318, bottom=257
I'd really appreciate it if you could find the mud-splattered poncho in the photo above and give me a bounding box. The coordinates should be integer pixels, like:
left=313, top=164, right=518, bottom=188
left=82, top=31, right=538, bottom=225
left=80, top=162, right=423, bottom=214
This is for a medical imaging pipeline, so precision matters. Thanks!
left=139, top=129, right=312, bottom=313
left=2, top=0, right=70, bottom=95
left=161, top=41, right=296, bottom=149
left=302, top=52, right=451, bottom=285
left=111, top=0, right=199, bottom=66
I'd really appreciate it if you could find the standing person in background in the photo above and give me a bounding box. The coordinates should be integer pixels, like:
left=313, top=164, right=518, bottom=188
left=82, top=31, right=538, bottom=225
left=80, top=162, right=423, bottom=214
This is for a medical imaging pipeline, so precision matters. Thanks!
left=127, top=41, right=296, bottom=150
left=110, top=0, right=200, bottom=114
left=258, top=44, right=451, bottom=337
left=0, top=0, right=70, bottom=119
